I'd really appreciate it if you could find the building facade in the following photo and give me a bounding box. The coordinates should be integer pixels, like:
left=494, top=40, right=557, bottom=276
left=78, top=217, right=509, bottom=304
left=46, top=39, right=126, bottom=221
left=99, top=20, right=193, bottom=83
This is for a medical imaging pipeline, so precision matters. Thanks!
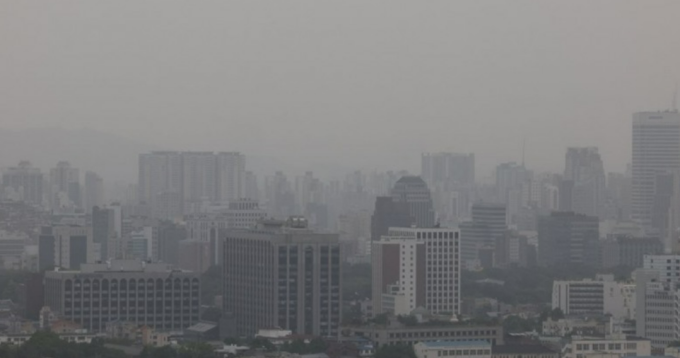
left=631, top=111, right=680, bottom=230
left=1, top=161, right=43, bottom=206
left=372, top=227, right=460, bottom=316
left=222, top=217, right=341, bottom=337
left=390, top=176, right=436, bottom=228
left=43, top=260, right=200, bottom=332
left=537, top=212, right=599, bottom=267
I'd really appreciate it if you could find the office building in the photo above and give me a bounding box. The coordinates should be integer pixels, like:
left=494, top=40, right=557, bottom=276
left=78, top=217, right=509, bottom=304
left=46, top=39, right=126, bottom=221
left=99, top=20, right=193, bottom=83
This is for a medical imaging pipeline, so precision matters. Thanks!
left=344, top=322, right=503, bottom=348
left=632, top=111, right=680, bottom=230
left=421, top=153, right=475, bottom=189
left=178, top=240, right=210, bottom=273
left=1, top=161, right=43, bottom=206
left=92, top=206, right=116, bottom=260
left=635, top=262, right=678, bottom=348
left=156, top=221, right=185, bottom=266
left=49, top=161, right=80, bottom=209
left=415, top=340, right=491, bottom=358
left=390, top=176, right=435, bottom=228
left=493, top=231, right=534, bottom=268
left=562, top=336, right=651, bottom=358
left=600, top=236, right=663, bottom=269
left=492, top=345, right=558, bottom=358
left=537, top=212, right=599, bottom=267
left=552, top=275, right=635, bottom=319
left=564, top=147, right=606, bottom=218
left=495, top=163, right=530, bottom=204
left=222, top=217, right=341, bottom=338
left=126, top=227, right=154, bottom=260
left=43, top=260, right=200, bottom=332
left=138, top=151, right=183, bottom=217
left=460, top=204, right=507, bottom=266
left=370, top=196, right=412, bottom=241
left=83, top=171, right=104, bottom=213
left=216, top=152, right=245, bottom=202
left=38, top=225, right=96, bottom=271
left=372, top=227, right=460, bottom=316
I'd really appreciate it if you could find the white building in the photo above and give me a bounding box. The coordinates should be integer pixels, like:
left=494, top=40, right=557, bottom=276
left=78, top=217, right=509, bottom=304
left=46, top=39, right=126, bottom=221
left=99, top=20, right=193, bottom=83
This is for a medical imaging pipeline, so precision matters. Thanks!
left=552, top=275, right=635, bottom=320
left=414, top=340, right=491, bottom=358
left=635, top=269, right=676, bottom=348
left=562, top=336, right=650, bottom=358
left=631, top=111, right=680, bottom=230
left=372, top=227, right=460, bottom=316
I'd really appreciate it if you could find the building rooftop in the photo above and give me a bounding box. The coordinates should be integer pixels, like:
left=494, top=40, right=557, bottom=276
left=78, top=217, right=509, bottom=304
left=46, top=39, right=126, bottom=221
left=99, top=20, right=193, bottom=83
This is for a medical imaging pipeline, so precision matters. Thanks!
left=420, top=340, right=491, bottom=348
left=493, top=345, right=556, bottom=354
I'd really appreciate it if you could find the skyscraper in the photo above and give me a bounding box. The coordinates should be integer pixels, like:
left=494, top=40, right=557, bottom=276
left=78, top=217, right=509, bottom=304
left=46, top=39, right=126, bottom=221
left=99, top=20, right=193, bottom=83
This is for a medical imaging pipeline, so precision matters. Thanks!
left=49, top=161, right=80, bottom=209
left=564, top=147, right=606, bottom=218
left=632, top=111, right=680, bottom=230
left=1, top=161, right=43, bottom=206
left=138, top=151, right=183, bottom=210
left=421, top=153, right=475, bottom=189
left=216, top=152, right=245, bottom=202
left=83, top=171, right=104, bottom=212
left=370, top=196, right=412, bottom=241
left=221, top=217, right=341, bottom=337
left=390, top=176, right=435, bottom=228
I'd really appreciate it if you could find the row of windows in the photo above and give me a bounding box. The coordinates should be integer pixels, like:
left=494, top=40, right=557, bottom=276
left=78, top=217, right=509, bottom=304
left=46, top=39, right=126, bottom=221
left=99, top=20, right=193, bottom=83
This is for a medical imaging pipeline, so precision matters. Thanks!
left=436, top=349, right=490, bottom=357
left=389, top=330, right=495, bottom=339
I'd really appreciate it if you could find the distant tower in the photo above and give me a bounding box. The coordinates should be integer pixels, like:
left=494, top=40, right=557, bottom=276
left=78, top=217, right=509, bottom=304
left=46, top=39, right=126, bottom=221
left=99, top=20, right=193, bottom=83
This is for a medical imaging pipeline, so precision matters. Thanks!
left=564, top=147, right=606, bottom=218
left=632, top=112, right=680, bottom=230
left=390, top=176, right=436, bottom=228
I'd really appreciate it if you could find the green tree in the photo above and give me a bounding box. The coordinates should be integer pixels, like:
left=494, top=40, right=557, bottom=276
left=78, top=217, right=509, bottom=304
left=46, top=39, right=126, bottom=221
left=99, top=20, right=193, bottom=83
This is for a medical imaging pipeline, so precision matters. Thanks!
left=249, top=337, right=276, bottom=352
left=503, top=315, right=537, bottom=333
left=178, top=341, right=214, bottom=358
left=308, top=337, right=328, bottom=354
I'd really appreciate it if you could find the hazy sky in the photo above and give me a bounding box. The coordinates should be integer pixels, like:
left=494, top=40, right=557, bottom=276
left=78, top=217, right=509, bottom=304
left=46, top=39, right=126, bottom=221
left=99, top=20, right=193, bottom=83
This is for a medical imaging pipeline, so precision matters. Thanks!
left=2, top=1, right=680, bottom=179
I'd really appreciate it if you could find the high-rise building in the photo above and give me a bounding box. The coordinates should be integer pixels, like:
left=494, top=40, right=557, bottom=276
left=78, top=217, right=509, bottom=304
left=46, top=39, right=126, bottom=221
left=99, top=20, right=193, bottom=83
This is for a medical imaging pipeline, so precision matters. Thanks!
left=600, top=236, right=663, bottom=269
left=43, top=260, right=200, bottom=332
left=221, top=217, right=341, bottom=337
left=537, top=212, right=599, bottom=267
left=217, top=152, right=245, bottom=203
left=138, top=151, right=183, bottom=212
left=495, top=162, right=530, bottom=204
left=83, top=171, right=104, bottom=212
left=49, top=161, right=80, bottom=209
left=92, top=206, right=115, bottom=260
left=390, top=176, right=435, bottom=228
left=564, top=147, right=606, bottom=218
left=1, top=161, right=43, bottom=206
left=370, top=196, right=412, bottom=241
left=459, top=204, right=507, bottom=266
left=156, top=221, right=185, bottom=266
left=181, top=151, right=218, bottom=204
left=371, top=227, right=460, bottom=316
left=632, top=111, right=680, bottom=230
left=38, top=225, right=96, bottom=271
left=421, top=153, right=475, bottom=189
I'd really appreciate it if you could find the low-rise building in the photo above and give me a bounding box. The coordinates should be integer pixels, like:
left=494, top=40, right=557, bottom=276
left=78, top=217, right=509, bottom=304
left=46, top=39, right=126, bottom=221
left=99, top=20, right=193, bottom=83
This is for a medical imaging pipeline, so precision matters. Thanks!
left=542, top=318, right=602, bottom=337
left=415, top=340, right=491, bottom=358
left=343, top=321, right=503, bottom=348
left=562, top=336, right=651, bottom=358
left=492, top=344, right=558, bottom=358
left=552, top=275, right=635, bottom=319
left=43, top=260, right=200, bottom=332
